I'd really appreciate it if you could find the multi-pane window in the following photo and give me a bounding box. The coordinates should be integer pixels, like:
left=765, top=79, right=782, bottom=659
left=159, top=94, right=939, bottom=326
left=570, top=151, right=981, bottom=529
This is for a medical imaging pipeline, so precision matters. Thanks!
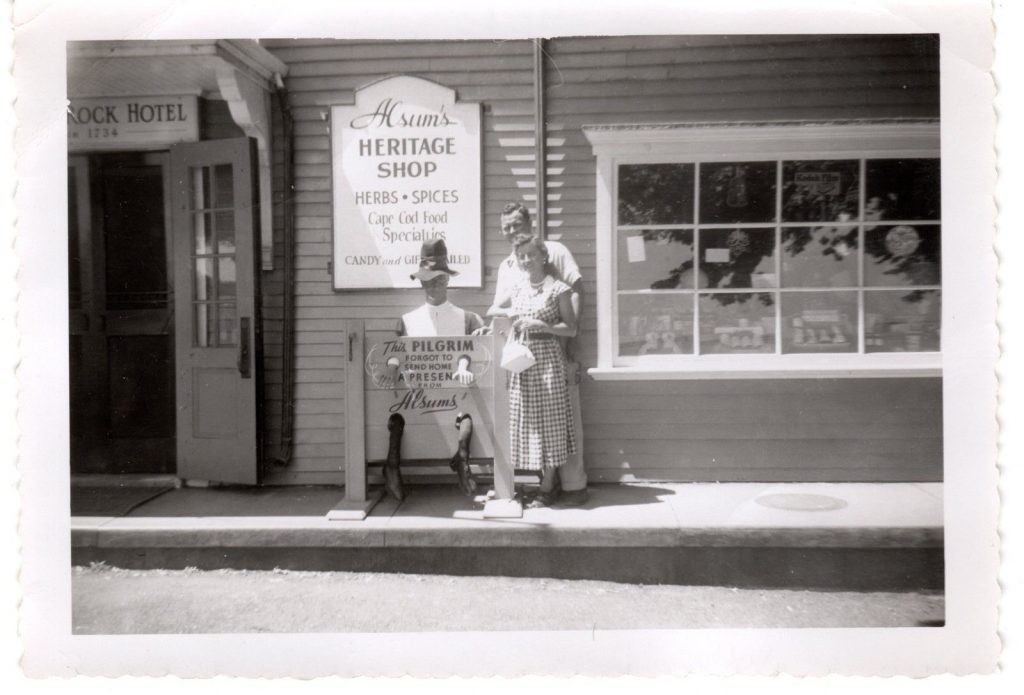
left=190, top=164, right=238, bottom=347
left=614, top=157, right=941, bottom=361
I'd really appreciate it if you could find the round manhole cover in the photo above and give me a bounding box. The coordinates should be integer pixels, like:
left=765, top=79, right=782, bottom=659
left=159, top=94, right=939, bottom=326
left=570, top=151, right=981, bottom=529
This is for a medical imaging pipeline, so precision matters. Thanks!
left=754, top=493, right=848, bottom=511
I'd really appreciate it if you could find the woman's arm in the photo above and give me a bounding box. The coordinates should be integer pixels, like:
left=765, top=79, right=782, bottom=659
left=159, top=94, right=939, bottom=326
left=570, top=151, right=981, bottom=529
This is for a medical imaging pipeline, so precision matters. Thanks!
left=485, top=289, right=512, bottom=318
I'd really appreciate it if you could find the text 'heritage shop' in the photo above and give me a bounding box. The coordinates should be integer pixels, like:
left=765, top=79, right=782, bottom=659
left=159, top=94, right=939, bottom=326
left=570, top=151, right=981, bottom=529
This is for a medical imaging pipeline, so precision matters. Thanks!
left=331, top=76, right=483, bottom=289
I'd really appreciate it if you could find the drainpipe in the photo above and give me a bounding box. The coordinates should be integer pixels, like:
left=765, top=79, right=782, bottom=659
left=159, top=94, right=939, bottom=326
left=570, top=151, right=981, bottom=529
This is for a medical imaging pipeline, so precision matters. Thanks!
left=533, top=38, right=547, bottom=236
left=269, top=72, right=296, bottom=467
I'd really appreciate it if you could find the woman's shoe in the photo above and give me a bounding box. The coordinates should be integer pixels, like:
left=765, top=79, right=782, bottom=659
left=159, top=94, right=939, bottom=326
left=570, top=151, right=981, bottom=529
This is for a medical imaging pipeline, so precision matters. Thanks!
left=526, top=490, right=558, bottom=509
left=558, top=488, right=589, bottom=507
left=527, top=469, right=561, bottom=508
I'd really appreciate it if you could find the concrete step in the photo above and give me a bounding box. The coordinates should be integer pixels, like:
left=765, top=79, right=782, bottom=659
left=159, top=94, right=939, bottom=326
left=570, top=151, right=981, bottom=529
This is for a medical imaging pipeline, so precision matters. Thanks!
left=71, top=482, right=944, bottom=591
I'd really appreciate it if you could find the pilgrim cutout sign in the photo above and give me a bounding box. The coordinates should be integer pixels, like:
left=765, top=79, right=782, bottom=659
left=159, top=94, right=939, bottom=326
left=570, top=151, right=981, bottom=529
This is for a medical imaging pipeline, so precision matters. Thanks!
left=363, top=333, right=497, bottom=461
left=330, top=76, right=483, bottom=289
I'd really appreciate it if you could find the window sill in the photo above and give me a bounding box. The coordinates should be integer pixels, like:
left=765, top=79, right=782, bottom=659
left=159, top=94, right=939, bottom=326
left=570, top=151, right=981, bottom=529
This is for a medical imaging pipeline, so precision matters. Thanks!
left=587, top=353, right=942, bottom=380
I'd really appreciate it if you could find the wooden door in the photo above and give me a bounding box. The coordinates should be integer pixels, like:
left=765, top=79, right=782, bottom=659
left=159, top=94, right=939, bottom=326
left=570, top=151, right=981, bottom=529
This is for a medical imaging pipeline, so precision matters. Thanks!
left=170, top=138, right=261, bottom=484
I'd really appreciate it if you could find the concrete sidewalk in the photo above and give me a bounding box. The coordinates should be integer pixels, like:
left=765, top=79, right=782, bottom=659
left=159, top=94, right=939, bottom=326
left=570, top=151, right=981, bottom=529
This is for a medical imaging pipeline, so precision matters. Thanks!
left=71, top=481, right=943, bottom=590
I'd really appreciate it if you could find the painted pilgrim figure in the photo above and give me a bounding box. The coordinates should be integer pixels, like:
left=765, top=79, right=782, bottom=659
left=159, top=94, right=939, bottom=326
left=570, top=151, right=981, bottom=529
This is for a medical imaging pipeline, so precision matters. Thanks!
left=380, top=238, right=484, bottom=501
left=382, top=238, right=485, bottom=387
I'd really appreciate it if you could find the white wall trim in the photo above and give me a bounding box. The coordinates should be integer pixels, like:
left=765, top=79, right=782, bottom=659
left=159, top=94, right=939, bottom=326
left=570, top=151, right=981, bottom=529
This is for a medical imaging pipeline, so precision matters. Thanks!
left=583, top=120, right=940, bottom=151
left=589, top=353, right=942, bottom=380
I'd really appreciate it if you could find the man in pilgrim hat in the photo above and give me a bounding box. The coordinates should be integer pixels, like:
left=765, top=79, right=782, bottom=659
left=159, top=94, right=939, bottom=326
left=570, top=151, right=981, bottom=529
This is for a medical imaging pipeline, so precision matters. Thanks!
left=379, top=238, right=484, bottom=501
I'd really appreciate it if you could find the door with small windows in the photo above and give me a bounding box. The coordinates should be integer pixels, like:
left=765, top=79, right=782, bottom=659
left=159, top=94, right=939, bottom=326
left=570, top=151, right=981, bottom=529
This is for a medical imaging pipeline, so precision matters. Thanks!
left=170, top=137, right=261, bottom=484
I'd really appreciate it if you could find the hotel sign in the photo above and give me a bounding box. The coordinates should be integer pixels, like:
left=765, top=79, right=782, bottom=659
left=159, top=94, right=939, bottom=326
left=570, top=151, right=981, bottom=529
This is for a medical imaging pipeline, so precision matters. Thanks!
left=67, top=95, right=199, bottom=152
left=331, top=76, right=483, bottom=289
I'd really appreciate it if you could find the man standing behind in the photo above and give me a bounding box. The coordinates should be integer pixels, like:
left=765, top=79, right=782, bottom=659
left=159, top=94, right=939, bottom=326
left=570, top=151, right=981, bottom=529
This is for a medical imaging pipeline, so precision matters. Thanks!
left=487, top=202, right=589, bottom=506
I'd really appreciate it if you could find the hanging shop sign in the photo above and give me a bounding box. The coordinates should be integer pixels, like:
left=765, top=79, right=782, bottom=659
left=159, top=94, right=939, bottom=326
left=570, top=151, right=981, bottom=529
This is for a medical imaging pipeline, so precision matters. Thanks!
left=67, top=95, right=199, bottom=152
left=364, top=334, right=496, bottom=460
left=331, top=76, right=483, bottom=289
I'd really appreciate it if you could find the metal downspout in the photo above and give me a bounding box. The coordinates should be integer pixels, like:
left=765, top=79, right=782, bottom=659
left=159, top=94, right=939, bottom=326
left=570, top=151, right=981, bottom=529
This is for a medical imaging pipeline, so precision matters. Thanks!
left=269, top=74, right=296, bottom=467
left=533, top=38, right=547, bottom=236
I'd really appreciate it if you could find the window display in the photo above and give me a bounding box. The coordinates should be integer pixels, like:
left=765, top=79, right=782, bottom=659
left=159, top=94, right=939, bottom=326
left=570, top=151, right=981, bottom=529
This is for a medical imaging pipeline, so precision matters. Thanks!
left=612, top=155, right=940, bottom=362
left=865, top=290, right=940, bottom=353
left=781, top=291, right=857, bottom=354
left=617, top=293, right=694, bottom=356
left=698, top=293, right=775, bottom=354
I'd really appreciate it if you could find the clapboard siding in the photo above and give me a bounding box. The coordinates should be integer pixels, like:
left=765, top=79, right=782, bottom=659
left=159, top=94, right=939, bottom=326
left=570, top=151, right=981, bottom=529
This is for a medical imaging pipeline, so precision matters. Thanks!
left=255, top=36, right=942, bottom=485
left=542, top=35, right=941, bottom=482
left=260, top=39, right=537, bottom=483
left=579, top=375, right=942, bottom=483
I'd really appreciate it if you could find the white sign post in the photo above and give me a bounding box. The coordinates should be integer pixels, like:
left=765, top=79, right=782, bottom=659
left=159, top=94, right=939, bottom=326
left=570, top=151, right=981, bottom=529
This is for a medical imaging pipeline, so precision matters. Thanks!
left=330, top=76, right=483, bottom=289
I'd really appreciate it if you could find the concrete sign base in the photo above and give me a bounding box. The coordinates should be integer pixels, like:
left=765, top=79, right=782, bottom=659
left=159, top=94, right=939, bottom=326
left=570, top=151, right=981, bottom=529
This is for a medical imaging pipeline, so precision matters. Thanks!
left=482, top=497, right=523, bottom=519
left=326, top=490, right=384, bottom=521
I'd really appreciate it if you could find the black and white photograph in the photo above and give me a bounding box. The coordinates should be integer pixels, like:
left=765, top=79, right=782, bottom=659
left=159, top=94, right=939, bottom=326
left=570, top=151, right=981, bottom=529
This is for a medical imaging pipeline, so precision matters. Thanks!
left=8, top=0, right=1006, bottom=680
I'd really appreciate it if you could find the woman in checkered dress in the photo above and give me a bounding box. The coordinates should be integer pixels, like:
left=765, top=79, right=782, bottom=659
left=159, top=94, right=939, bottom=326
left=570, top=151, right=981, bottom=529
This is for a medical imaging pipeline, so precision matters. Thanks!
left=507, top=237, right=578, bottom=503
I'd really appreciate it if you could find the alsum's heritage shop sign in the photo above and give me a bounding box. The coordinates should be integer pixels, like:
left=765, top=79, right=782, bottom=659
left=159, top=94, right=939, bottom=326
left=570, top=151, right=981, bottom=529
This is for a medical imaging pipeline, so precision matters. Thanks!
left=331, top=76, right=483, bottom=289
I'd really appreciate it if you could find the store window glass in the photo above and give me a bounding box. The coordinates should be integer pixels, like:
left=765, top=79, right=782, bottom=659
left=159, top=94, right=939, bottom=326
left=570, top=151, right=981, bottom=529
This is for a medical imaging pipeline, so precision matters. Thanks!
left=865, top=159, right=940, bottom=222
left=865, top=289, right=941, bottom=353
left=613, top=154, right=940, bottom=362
left=782, top=160, right=860, bottom=222
left=698, top=293, right=775, bottom=355
left=864, top=224, right=941, bottom=287
left=698, top=228, right=776, bottom=289
left=782, top=226, right=859, bottom=288
left=781, top=291, right=857, bottom=354
left=618, top=163, right=694, bottom=225
left=699, top=161, right=777, bottom=224
left=617, top=229, right=695, bottom=290
left=617, top=293, right=695, bottom=356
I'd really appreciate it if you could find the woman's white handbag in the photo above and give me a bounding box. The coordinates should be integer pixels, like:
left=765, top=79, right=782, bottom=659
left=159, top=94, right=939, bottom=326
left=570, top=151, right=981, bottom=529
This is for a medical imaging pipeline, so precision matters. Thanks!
left=500, top=329, right=536, bottom=373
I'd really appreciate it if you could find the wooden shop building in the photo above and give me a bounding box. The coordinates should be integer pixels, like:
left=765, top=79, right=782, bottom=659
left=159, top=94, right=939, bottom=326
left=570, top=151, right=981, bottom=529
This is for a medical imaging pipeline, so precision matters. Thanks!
left=65, top=36, right=942, bottom=488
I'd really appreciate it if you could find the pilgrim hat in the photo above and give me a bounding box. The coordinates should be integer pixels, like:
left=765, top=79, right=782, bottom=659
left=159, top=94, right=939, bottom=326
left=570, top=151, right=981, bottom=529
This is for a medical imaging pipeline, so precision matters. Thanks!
left=410, top=238, right=459, bottom=281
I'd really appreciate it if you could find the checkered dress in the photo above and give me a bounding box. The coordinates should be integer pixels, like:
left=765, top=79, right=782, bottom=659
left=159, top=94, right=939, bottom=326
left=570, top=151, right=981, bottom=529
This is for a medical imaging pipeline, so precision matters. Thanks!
left=508, top=277, right=578, bottom=471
